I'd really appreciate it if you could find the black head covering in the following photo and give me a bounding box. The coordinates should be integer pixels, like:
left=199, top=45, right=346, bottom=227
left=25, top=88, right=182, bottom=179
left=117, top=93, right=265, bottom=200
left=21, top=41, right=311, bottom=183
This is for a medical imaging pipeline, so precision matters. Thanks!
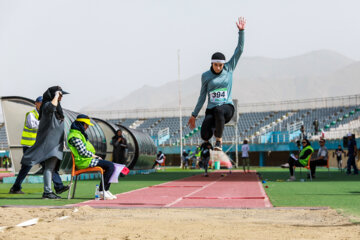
left=112, top=129, right=122, bottom=140
left=39, top=86, right=65, bottom=121
left=70, top=114, right=89, bottom=140
left=303, top=139, right=311, bottom=147
left=211, top=52, right=226, bottom=61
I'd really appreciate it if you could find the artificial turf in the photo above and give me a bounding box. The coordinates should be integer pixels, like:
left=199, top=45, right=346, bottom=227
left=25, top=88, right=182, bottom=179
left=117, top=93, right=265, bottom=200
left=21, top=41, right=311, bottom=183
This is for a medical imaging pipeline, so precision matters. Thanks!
left=255, top=167, right=360, bottom=217
left=0, top=167, right=360, bottom=218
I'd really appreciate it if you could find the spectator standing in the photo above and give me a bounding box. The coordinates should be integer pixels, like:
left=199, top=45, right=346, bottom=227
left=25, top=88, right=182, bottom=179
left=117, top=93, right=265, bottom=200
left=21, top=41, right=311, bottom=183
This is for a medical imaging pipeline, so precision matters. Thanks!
left=3, top=155, right=10, bottom=171
left=297, top=125, right=307, bottom=149
left=334, top=145, right=346, bottom=170
left=241, top=140, right=250, bottom=173
left=313, top=119, right=319, bottom=135
left=20, top=86, right=68, bottom=199
left=182, top=150, right=189, bottom=169
left=9, top=95, right=69, bottom=195
left=111, top=129, right=128, bottom=164
left=199, top=141, right=213, bottom=177
left=194, top=146, right=201, bottom=168
left=346, top=133, right=358, bottom=175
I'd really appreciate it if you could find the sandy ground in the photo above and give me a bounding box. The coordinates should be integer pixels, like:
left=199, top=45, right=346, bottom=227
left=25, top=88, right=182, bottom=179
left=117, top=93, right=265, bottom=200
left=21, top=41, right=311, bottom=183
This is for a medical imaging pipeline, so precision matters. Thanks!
left=0, top=206, right=360, bottom=240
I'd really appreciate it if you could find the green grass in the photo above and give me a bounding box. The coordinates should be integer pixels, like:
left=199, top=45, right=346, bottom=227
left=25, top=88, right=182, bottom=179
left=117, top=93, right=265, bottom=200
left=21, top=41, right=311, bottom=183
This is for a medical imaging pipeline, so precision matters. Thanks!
left=0, top=168, right=203, bottom=206
left=255, top=167, right=360, bottom=217
left=1, top=167, right=360, bottom=219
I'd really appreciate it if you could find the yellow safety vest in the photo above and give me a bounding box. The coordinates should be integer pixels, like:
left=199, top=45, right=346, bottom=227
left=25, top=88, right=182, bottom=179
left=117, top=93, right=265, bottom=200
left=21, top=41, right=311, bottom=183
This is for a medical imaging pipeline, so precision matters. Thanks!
left=20, top=109, right=39, bottom=147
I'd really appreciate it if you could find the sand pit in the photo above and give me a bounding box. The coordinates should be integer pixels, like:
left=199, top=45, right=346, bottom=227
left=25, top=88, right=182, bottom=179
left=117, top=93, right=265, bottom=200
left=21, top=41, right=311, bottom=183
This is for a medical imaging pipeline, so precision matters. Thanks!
left=1, top=206, right=360, bottom=240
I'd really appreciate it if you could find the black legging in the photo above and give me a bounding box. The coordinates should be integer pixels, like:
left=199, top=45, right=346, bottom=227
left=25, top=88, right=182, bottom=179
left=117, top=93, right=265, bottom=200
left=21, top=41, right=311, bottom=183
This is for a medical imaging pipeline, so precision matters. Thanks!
left=95, top=160, right=115, bottom=191
left=201, top=104, right=234, bottom=141
left=288, top=157, right=305, bottom=176
left=310, top=159, right=327, bottom=176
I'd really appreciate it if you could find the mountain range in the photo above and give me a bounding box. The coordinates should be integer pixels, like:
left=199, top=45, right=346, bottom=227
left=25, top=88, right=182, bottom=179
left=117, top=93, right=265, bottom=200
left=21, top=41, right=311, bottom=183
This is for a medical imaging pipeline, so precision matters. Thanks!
left=82, top=50, right=359, bottom=111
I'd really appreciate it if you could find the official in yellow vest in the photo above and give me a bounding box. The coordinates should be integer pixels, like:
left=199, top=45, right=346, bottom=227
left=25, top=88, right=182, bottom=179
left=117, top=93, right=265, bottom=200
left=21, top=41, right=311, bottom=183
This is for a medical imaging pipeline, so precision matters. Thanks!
left=2, top=155, right=10, bottom=170
left=287, top=139, right=314, bottom=181
left=9, top=96, right=42, bottom=194
left=20, top=96, right=43, bottom=152
left=68, top=114, right=117, bottom=200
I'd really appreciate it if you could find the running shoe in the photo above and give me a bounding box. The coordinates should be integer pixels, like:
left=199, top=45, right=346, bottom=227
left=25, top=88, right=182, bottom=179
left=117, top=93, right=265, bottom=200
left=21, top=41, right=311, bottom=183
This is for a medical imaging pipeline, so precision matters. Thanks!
left=106, top=191, right=117, bottom=199
left=286, top=176, right=296, bottom=182
left=9, top=188, right=25, bottom=194
left=55, top=185, right=70, bottom=194
left=214, top=141, right=222, bottom=151
left=100, top=191, right=116, bottom=200
left=42, top=192, right=61, bottom=199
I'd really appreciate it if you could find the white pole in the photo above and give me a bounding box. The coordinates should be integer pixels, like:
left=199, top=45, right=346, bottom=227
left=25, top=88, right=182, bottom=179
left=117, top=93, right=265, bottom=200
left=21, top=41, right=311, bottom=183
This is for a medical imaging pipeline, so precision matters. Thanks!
left=235, top=124, right=239, bottom=168
left=178, top=49, right=183, bottom=167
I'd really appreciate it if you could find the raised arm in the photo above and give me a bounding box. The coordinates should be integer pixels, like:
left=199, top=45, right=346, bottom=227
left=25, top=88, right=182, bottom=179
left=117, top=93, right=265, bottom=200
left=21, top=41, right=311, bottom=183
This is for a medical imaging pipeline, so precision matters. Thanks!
left=188, top=76, right=207, bottom=129
left=225, top=17, right=246, bottom=72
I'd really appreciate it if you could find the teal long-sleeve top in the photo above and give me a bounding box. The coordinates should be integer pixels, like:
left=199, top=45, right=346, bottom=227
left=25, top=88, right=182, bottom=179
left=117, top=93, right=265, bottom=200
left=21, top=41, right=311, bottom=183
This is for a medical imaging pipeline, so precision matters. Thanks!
left=191, top=30, right=245, bottom=117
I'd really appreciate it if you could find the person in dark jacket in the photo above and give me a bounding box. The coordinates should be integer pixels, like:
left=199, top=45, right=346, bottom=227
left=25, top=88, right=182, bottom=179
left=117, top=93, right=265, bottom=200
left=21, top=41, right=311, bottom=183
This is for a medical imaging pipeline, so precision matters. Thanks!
left=334, top=145, right=346, bottom=170
left=198, top=141, right=213, bottom=177
left=20, top=86, right=69, bottom=199
left=346, top=133, right=358, bottom=175
left=182, top=150, right=189, bottom=169
left=111, top=129, right=128, bottom=164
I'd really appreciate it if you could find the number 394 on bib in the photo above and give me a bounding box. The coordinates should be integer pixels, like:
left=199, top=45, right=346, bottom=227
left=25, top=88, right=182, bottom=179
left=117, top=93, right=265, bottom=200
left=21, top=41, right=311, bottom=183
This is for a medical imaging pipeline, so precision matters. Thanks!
left=210, top=88, right=228, bottom=103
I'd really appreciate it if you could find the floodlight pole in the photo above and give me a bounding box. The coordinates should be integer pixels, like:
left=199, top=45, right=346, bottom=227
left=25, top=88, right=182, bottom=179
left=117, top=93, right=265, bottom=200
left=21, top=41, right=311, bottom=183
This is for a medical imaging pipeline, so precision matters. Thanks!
left=235, top=123, right=239, bottom=168
left=178, top=49, right=183, bottom=168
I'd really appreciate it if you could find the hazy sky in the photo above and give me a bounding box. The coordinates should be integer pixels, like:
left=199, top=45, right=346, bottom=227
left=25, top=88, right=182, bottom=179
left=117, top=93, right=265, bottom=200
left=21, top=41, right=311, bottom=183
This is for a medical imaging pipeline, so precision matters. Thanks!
left=1, top=0, right=360, bottom=111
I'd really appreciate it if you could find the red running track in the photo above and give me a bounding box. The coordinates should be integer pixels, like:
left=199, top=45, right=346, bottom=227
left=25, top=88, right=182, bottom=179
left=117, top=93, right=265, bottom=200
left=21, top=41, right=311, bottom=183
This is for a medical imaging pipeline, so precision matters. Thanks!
left=71, top=170, right=272, bottom=208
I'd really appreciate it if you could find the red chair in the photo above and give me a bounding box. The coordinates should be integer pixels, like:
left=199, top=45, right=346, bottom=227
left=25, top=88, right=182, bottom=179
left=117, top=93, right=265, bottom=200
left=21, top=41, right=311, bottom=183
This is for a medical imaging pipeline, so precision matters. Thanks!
left=297, top=153, right=313, bottom=181
left=305, top=154, right=330, bottom=181
left=161, top=156, right=166, bottom=167
left=67, top=153, right=105, bottom=199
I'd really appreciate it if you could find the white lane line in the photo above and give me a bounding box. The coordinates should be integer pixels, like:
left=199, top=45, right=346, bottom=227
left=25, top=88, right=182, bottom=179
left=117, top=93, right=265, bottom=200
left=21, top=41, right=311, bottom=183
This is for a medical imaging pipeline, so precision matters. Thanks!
left=16, top=218, right=39, bottom=227
left=57, top=216, right=70, bottom=220
left=0, top=226, right=8, bottom=232
left=165, top=176, right=225, bottom=208
left=255, top=173, right=273, bottom=208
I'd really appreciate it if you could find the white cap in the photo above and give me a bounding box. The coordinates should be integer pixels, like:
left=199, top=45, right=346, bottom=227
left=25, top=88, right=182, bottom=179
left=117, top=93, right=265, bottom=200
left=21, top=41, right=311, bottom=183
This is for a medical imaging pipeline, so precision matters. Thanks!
left=347, top=133, right=352, bottom=137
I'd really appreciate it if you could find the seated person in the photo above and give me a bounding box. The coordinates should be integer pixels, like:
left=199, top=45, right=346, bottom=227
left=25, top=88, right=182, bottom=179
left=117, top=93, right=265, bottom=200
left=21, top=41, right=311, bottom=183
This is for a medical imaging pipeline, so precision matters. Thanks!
left=67, top=114, right=116, bottom=200
left=152, top=151, right=165, bottom=169
left=287, top=139, right=314, bottom=181
left=309, top=138, right=328, bottom=178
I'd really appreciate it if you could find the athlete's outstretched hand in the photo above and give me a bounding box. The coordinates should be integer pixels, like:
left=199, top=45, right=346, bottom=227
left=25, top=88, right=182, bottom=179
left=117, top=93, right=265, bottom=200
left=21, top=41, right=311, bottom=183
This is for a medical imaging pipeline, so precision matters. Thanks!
left=187, top=116, right=196, bottom=130
left=236, top=17, right=246, bottom=30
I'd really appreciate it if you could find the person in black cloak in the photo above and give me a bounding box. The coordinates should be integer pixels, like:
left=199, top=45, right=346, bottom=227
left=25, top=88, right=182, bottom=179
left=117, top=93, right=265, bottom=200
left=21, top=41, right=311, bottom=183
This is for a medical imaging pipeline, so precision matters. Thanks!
left=21, top=86, right=69, bottom=199
left=111, top=129, right=128, bottom=164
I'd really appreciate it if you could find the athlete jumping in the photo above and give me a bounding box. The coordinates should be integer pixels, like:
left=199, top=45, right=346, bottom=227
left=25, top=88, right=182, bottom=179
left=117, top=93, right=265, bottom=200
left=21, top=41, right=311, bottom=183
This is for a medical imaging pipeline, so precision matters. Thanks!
left=188, top=17, right=246, bottom=151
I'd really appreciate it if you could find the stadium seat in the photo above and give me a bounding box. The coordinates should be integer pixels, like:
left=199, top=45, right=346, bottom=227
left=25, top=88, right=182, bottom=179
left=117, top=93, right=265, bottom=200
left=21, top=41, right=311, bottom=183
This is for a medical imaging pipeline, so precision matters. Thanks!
left=67, top=153, right=105, bottom=199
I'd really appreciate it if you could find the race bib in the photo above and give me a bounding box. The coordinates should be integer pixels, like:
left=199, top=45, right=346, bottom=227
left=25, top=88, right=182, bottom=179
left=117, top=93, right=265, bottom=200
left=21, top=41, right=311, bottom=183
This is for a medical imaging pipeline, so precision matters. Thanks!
left=209, top=88, right=228, bottom=103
